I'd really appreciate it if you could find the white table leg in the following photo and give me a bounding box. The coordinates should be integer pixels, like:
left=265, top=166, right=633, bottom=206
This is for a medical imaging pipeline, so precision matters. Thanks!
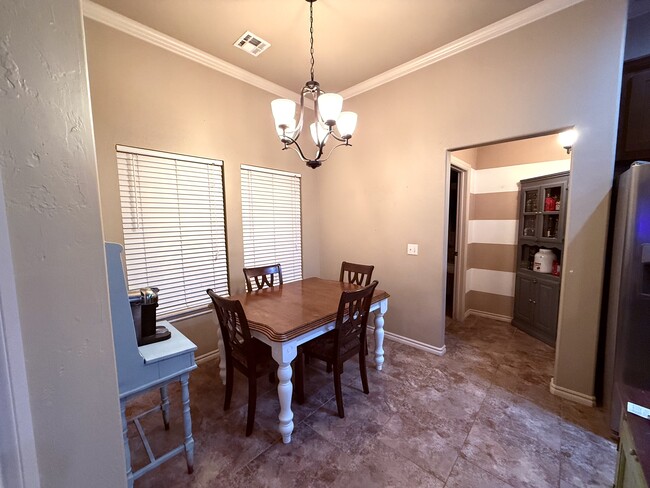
left=373, top=301, right=387, bottom=371
left=271, top=342, right=297, bottom=444
left=216, top=327, right=226, bottom=385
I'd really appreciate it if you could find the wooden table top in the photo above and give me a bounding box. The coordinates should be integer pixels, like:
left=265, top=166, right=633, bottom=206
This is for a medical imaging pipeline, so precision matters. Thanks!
left=229, top=277, right=389, bottom=342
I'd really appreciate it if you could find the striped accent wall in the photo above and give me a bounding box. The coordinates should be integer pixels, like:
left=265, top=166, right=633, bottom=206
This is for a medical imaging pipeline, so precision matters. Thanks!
left=458, top=135, right=570, bottom=320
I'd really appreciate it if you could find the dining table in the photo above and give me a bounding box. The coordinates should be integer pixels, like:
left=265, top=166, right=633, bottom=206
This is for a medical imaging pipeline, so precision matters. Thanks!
left=217, top=277, right=390, bottom=444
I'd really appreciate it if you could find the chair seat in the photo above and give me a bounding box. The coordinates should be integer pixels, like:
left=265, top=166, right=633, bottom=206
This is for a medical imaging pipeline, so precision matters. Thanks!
left=303, top=331, right=360, bottom=359
left=231, top=337, right=273, bottom=375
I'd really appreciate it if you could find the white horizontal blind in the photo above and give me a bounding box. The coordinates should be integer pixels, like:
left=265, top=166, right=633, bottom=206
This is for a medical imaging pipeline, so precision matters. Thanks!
left=117, top=146, right=229, bottom=317
left=241, top=165, right=302, bottom=284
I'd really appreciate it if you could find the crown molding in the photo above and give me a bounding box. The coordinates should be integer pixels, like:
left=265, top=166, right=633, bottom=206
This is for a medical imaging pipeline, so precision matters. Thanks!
left=84, top=0, right=586, bottom=102
left=340, top=0, right=587, bottom=100
left=82, top=0, right=298, bottom=101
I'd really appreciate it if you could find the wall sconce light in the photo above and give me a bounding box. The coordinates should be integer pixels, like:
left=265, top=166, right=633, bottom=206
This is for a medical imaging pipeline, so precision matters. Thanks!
left=558, top=129, right=578, bottom=154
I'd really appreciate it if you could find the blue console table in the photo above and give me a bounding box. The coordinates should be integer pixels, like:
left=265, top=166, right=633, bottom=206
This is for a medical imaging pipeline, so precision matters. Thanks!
left=105, top=242, right=196, bottom=487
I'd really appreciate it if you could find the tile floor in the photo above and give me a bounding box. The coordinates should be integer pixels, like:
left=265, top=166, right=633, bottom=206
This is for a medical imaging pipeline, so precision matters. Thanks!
left=129, top=315, right=617, bottom=487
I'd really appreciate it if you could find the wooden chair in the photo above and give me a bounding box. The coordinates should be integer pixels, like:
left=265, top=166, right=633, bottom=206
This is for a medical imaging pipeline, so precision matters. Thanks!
left=206, top=290, right=275, bottom=436
left=243, top=264, right=283, bottom=292
left=340, top=261, right=375, bottom=358
left=296, top=280, right=379, bottom=418
left=340, top=261, right=374, bottom=286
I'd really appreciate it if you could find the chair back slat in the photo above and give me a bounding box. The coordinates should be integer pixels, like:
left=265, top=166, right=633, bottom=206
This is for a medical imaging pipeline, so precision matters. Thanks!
left=334, top=280, right=378, bottom=357
left=339, top=261, right=374, bottom=286
left=243, top=264, right=283, bottom=292
left=206, top=290, right=252, bottom=360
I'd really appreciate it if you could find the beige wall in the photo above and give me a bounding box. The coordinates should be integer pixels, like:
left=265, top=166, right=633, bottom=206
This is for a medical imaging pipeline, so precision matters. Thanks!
left=317, top=0, right=626, bottom=399
left=460, top=134, right=570, bottom=319
left=84, top=20, right=322, bottom=357
left=84, top=0, right=626, bottom=400
left=0, top=0, right=126, bottom=485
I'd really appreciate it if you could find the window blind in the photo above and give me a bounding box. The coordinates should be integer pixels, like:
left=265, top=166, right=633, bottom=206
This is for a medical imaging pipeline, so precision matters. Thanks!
left=116, top=145, right=229, bottom=317
left=241, top=165, right=302, bottom=284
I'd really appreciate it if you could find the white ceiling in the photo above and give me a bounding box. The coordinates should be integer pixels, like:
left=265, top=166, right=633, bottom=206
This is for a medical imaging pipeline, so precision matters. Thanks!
left=89, top=0, right=548, bottom=94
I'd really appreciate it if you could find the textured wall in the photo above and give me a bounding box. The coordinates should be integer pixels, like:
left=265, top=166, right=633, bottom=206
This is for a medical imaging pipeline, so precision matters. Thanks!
left=0, top=0, right=125, bottom=486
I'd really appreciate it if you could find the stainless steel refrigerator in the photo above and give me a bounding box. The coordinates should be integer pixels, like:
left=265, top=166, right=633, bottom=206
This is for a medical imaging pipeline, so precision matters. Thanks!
left=604, top=161, right=650, bottom=432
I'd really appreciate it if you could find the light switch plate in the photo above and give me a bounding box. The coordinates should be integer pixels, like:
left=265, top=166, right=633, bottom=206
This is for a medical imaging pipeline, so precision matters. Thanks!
left=407, top=244, right=418, bottom=255
left=627, top=401, right=650, bottom=420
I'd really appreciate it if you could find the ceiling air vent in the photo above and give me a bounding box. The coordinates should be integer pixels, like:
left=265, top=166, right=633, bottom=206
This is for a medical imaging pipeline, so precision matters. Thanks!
left=233, top=31, right=270, bottom=57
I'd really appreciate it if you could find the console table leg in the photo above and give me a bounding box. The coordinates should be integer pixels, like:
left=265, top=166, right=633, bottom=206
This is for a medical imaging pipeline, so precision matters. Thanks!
left=120, top=398, right=134, bottom=488
left=180, top=373, right=195, bottom=474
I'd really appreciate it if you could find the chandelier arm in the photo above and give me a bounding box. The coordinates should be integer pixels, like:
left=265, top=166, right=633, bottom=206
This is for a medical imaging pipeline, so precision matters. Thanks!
left=280, top=135, right=310, bottom=164
left=317, top=141, right=351, bottom=164
left=327, top=132, right=351, bottom=143
left=294, top=87, right=308, bottom=137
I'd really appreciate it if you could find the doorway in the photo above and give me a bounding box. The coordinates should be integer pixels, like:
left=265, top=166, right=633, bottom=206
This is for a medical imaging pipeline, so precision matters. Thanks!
left=447, top=132, right=572, bottom=331
left=446, top=168, right=460, bottom=318
left=445, top=158, right=470, bottom=322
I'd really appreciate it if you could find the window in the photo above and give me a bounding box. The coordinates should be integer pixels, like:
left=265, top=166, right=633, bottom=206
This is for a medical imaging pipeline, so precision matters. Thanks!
left=116, top=145, right=229, bottom=317
left=240, top=165, right=302, bottom=284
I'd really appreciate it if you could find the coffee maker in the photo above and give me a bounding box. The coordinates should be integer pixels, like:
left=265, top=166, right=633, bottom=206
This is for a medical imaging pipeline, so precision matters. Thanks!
left=128, top=287, right=171, bottom=346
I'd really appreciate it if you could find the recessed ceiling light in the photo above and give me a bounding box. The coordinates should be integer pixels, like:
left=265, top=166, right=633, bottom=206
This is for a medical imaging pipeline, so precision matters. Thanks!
left=233, top=31, right=270, bottom=57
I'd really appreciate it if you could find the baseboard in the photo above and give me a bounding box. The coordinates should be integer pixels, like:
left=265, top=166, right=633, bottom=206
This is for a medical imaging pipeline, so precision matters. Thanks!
left=196, top=349, right=220, bottom=365
left=549, top=377, right=596, bottom=406
left=368, top=326, right=446, bottom=356
left=467, top=309, right=512, bottom=323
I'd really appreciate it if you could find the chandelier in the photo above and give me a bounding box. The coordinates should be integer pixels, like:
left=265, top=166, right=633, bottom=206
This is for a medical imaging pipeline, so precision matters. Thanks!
left=271, top=0, right=357, bottom=169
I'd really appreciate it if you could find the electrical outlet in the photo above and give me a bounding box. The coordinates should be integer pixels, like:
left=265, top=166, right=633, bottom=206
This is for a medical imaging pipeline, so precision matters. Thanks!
left=627, top=401, right=650, bottom=420
left=407, top=244, right=418, bottom=255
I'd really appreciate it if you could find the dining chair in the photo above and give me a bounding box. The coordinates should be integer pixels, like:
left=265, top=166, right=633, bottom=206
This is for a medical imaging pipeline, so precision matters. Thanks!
left=243, top=263, right=283, bottom=292
left=339, top=261, right=375, bottom=360
left=206, top=289, right=275, bottom=436
left=296, top=280, right=379, bottom=418
left=339, top=261, right=375, bottom=286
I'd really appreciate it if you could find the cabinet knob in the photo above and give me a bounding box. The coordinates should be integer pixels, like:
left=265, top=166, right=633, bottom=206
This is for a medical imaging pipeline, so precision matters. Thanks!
left=533, top=279, right=538, bottom=284
left=532, top=300, right=536, bottom=304
left=630, top=448, right=638, bottom=459
left=528, top=298, right=532, bottom=303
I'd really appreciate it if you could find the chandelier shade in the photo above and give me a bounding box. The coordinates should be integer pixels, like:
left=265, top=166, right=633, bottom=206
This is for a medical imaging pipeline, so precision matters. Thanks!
left=271, top=0, right=357, bottom=169
left=336, top=112, right=358, bottom=138
left=271, top=99, right=296, bottom=128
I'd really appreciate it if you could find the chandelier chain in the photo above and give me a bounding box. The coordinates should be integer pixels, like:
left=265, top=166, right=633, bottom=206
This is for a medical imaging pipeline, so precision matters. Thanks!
left=309, top=0, right=315, bottom=83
